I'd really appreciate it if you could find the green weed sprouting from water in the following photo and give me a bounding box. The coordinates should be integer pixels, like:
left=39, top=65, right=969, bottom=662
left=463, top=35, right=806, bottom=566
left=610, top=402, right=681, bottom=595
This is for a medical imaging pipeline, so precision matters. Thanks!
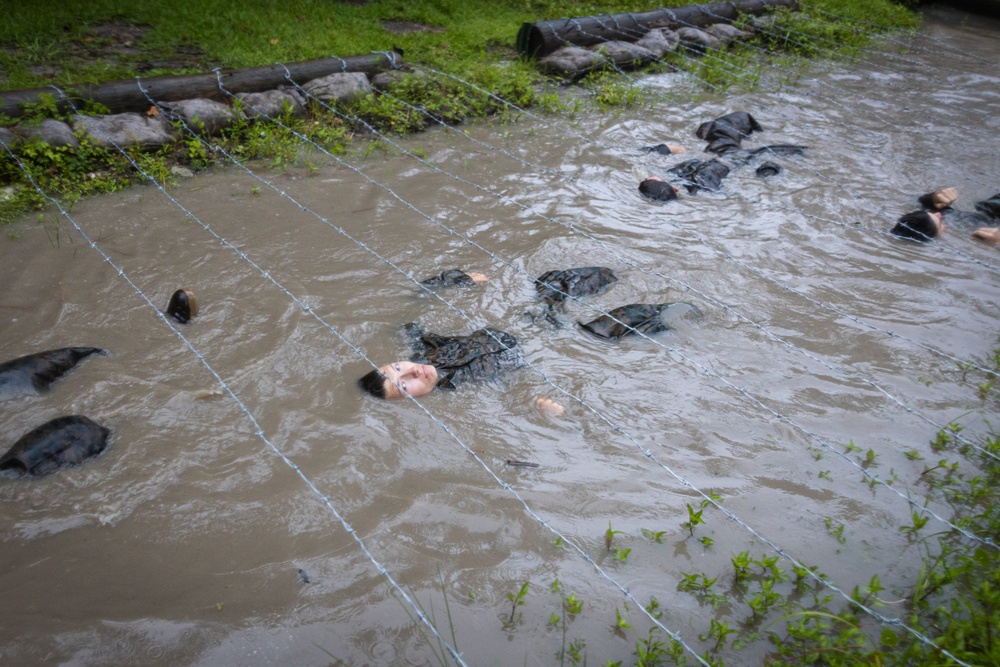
left=678, top=572, right=727, bottom=610
left=615, top=606, right=632, bottom=630
left=642, top=527, right=667, bottom=543
left=681, top=503, right=704, bottom=536
left=824, top=518, right=846, bottom=544
left=605, top=521, right=624, bottom=550
left=550, top=583, right=586, bottom=667
left=503, top=580, right=530, bottom=630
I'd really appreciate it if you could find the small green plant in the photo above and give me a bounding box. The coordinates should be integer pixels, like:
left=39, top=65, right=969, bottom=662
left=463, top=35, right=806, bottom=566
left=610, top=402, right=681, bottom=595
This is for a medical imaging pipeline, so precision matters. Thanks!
left=699, top=536, right=714, bottom=548
left=614, top=606, right=631, bottom=630
left=681, top=503, right=704, bottom=536
left=824, top=518, right=846, bottom=544
left=612, top=547, right=631, bottom=562
left=641, top=528, right=667, bottom=543
left=605, top=521, right=624, bottom=550
left=564, top=593, right=584, bottom=616
left=679, top=572, right=727, bottom=609
left=635, top=628, right=667, bottom=667
left=861, top=448, right=879, bottom=467
left=700, top=618, right=737, bottom=650
left=503, top=580, right=529, bottom=630
left=747, top=578, right=781, bottom=621
left=898, top=509, right=929, bottom=535
left=732, top=551, right=752, bottom=585
left=851, top=574, right=885, bottom=607
left=645, top=596, right=662, bottom=620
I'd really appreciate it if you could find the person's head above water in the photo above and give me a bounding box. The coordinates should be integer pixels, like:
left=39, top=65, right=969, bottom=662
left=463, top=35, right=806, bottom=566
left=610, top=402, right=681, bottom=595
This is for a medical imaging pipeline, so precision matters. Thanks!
left=639, top=176, right=678, bottom=202
left=891, top=210, right=944, bottom=242
left=358, top=361, right=439, bottom=399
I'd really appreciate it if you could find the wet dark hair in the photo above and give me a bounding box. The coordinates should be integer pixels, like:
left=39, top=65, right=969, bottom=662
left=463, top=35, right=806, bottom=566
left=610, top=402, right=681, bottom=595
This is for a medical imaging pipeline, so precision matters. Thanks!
left=891, top=211, right=939, bottom=242
left=917, top=192, right=938, bottom=209
left=357, top=369, right=388, bottom=398
left=638, top=178, right=678, bottom=202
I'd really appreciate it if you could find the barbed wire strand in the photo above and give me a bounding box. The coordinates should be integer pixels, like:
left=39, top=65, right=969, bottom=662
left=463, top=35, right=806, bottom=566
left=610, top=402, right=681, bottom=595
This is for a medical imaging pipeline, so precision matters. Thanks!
left=0, top=138, right=469, bottom=667
left=59, top=81, right=714, bottom=664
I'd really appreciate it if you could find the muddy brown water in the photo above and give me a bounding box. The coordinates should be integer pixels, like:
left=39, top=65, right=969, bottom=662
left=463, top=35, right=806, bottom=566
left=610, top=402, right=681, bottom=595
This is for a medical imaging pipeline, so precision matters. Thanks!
left=1, top=7, right=999, bottom=666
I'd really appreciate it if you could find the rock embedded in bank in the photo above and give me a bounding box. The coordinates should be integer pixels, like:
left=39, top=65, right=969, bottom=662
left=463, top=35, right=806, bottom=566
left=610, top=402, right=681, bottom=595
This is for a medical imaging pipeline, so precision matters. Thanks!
left=72, top=112, right=176, bottom=148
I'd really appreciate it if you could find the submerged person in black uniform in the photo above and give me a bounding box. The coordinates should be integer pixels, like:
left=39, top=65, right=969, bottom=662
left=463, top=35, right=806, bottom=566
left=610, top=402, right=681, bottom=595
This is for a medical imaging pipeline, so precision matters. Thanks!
left=916, top=187, right=1000, bottom=244
left=891, top=210, right=945, bottom=242
left=638, top=176, right=680, bottom=202
left=358, top=324, right=566, bottom=415
left=358, top=324, right=521, bottom=399
left=419, top=269, right=488, bottom=287
left=535, top=267, right=619, bottom=308
left=892, top=187, right=1000, bottom=242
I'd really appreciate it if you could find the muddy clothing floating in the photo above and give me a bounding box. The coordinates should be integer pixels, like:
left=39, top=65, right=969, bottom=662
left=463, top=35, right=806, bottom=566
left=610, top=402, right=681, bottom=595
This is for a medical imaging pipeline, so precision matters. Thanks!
left=420, top=269, right=479, bottom=288
left=516, top=0, right=799, bottom=58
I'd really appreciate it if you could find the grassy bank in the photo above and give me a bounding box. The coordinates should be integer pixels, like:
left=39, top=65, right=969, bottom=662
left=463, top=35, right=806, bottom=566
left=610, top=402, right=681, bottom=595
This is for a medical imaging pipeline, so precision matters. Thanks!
left=0, top=0, right=920, bottom=224
left=0, top=0, right=917, bottom=90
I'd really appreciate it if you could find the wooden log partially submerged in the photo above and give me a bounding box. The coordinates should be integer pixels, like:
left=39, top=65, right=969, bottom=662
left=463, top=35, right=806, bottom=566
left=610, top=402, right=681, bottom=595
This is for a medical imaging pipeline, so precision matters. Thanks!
left=516, top=0, right=799, bottom=58
left=0, top=52, right=401, bottom=120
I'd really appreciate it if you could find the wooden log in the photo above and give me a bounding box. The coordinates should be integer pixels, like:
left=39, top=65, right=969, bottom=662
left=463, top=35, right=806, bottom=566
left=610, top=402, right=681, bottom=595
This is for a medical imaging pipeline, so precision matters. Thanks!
left=0, top=52, right=401, bottom=120
left=517, top=0, right=798, bottom=58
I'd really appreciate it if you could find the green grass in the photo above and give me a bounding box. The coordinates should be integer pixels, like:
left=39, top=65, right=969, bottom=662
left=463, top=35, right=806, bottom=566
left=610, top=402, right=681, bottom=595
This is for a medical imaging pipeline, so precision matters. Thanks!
left=0, top=0, right=681, bottom=91
left=0, top=0, right=917, bottom=91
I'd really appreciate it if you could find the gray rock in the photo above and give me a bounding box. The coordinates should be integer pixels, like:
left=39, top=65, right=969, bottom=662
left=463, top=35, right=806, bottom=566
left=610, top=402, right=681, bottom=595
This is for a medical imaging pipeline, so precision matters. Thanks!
left=72, top=113, right=175, bottom=149
left=158, top=98, right=236, bottom=134
left=705, top=23, right=753, bottom=45
left=236, top=86, right=306, bottom=120
left=591, top=41, right=657, bottom=69
left=749, top=15, right=779, bottom=32
left=18, top=118, right=79, bottom=148
left=636, top=28, right=680, bottom=58
left=0, top=126, right=21, bottom=149
left=301, top=72, right=372, bottom=104
left=371, top=69, right=427, bottom=92
left=676, top=27, right=724, bottom=54
left=538, top=46, right=606, bottom=80
left=170, top=165, right=195, bottom=178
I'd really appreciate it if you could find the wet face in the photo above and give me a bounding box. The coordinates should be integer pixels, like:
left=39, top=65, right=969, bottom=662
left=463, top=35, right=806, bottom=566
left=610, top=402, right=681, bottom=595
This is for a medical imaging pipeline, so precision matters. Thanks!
left=379, top=361, right=438, bottom=398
